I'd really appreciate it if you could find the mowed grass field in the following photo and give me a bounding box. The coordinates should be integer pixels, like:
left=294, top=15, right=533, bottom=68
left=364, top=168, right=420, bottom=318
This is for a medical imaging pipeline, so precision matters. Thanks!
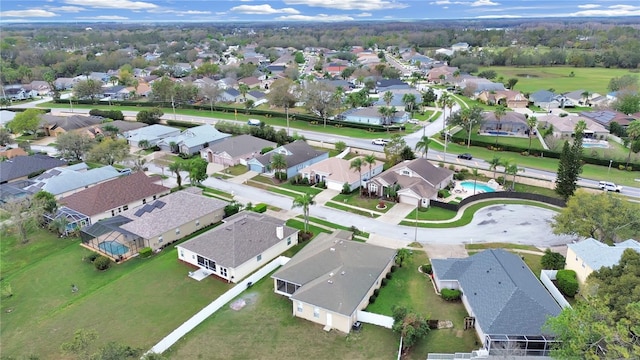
left=0, top=228, right=231, bottom=359
left=477, top=66, right=637, bottom=94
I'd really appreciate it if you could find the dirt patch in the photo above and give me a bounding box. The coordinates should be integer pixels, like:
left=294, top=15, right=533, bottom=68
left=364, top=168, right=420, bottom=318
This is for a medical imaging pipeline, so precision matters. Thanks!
left=456, top=330, right=464, bottom=338
left=229, top=292, right=259, bottom=311
left=438, top=320, right=454, bottom=329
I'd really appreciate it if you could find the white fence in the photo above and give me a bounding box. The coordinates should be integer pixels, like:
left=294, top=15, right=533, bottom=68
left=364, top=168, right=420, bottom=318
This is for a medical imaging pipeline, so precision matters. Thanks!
left=356, top=310, right=394, bottom=329
left=540, top=270, right=572, bottom=309
left=146, top=256, right=290, bottom=355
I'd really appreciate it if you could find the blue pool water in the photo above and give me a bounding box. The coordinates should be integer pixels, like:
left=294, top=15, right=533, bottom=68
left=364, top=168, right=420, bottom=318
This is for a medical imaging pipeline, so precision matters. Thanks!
left=583, top=143, right=609, bottom=148
left=459, top=181, right=495, bottom=193
left=98, top=241, right=129, bottom=256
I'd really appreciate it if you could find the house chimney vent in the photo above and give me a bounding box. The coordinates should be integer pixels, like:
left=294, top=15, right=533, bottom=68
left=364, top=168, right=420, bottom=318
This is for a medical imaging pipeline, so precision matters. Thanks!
left=330, top=247, right=335, bottom=252
left=276, top=226, right=284, bottom=239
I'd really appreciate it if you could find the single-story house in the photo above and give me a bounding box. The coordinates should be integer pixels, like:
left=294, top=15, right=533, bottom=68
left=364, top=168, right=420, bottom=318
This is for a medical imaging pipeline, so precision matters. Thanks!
left=1, top=87, right=27, bottom=101
left=177, top=212, right=299, bottom=283
left=54, top=77, right=75, bottom=90
left=432, top=249, right=562, bottom=356
left=59, top=172, right=170, bottom=225
left=338, top=107, right=409, bottom=126
left=580, top=110, right=635, bottom=127
left=80, top=187, right=227, bottom=259
left=200, top=134, right=275, bottom=167
left=102, top=85, right=130, bottom=100
left=246, top=90, right=267, bottom=106
left=426, top=66, right=457, bottom=83
left=367, top=158, right=453, bottom=206
left=476, top=90, right=528, bottom=108
left=299, top=156, right=384, bottom=192
left=452, top=42, right=470, bottom=53
left=272, top=230, right=396, bottom=333
left=566, top=238, right=640, bottom=285
left=480, top=111, right=528, bottom=134
left=247, top=140, right=329, bottom=179
left=0, top=147, right=28, bottom=159
left=238, top=76, right=262, bottom=88
left=0, top=110, right=16, bottom=127
left=462, top=79, right=505, bottom=95
left=40, top=114, right=104, bottom=137
left=156, top=124, right=231, bottom=155
left=24, top=164, right=122, bottom=198
left=529, top=90, right=576, bottom=109
left=375, top=79, right=410, bottom=93
left=218, top=88, right=242, bottom=103
left=537, top=114, right=609, bottom=140
left=96, top=120, right=147, bottom=136
left=123, top=124, right=181, bottom=148
left=0, top=154, right=67, bottom=184
left=373, top=89, right=423, bottom=110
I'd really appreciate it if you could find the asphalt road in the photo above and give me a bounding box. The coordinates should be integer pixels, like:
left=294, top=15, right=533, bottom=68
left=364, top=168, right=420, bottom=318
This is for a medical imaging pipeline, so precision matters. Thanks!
left=16, top=98, right=640, bottom=198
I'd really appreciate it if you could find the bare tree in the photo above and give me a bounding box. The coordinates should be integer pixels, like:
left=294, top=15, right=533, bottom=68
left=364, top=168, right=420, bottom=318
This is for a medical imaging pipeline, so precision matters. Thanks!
left=199, top=83, right=222, bottom=112
left=303, top=81, right=340, bottom=128
left=2, top=199, right=37, bottom=244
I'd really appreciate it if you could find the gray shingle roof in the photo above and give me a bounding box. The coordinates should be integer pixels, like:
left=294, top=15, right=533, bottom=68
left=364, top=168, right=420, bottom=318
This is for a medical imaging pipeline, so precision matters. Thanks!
left=373, top=158, right=453, bottom=198
left=157, top=124, right=231, bottom=149
left=24, top=165, right=122, bottom=196
left=0, top=155, right=67, bottom=183
left=272, top=231, right=396, bottom=317
left=119, top=189, right=227, bottom=239
left=568, top=238, right=640, bottom=272
left=204, top=134, right=275, bottom=158
left=40, top=114, right=104, bottom=131
left=252, top=140, right=327, bottom=168
left=432, top=249, right=561, bottom=336
left=178, top=212, right=298, bottom=268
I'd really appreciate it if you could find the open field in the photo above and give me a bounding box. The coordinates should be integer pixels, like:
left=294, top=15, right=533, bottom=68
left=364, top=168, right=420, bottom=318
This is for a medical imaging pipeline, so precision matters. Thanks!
left=477, top=66, right=637, bottom=94
left=366, top=251, right=478, bottom=358
left=0, top=228, right=231, bottom=359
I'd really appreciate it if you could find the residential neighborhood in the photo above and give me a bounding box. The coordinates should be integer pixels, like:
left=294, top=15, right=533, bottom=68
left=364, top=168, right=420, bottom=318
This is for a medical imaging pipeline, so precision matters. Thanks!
left=1, top=13, right=640, bottom=360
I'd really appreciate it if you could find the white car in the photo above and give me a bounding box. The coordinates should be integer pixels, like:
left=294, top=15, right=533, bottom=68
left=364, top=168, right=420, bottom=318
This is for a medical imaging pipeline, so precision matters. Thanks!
left=372, top=138, right=389, bottom=146
left=407, top=119, right=420, bottom=124
left=598, top=181, right=623, bottom=192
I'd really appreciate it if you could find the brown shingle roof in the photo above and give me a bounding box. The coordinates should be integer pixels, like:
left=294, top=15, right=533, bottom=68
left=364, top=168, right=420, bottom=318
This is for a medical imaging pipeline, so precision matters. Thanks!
left=60, top=172, right=169, bottom=216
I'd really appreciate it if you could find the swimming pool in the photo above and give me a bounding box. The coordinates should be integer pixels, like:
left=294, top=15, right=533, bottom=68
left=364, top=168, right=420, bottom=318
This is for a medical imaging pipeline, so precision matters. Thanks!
left=98, top=241, right=129, bottom=256
left=459, top=181, right=495, bottom=193
left=583, top=142, right=609, bottom=148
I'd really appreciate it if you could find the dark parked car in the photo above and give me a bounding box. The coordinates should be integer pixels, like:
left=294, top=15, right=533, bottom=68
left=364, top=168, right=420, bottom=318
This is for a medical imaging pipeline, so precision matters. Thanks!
left=457, top=153, right=473, bottom=160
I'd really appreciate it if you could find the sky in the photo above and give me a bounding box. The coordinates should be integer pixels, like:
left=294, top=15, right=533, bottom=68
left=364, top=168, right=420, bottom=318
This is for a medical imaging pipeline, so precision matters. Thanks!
left=1, top=0, right=640, bottom=23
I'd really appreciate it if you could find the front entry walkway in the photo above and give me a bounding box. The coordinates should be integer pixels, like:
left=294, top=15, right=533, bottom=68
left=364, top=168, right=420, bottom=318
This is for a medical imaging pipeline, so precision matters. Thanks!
left=313, top=188, right=339, bottom=206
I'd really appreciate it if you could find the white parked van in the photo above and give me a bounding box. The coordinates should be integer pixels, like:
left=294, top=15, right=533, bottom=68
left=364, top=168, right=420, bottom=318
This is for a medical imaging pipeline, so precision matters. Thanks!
left=598, top=181, right=623, bottom=192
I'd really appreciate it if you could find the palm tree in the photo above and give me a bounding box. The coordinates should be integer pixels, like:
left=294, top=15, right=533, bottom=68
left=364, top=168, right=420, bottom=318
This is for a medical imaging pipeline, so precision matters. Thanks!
left=138, top=139, right=150, bottom=150
left=526, top=116, right=538, bottom=154
left=350, top=158, right=364, bottom=194
left=378, top=106, right=391, bottom=126
left=488, top=156, right=502, bottom=179
left=238, top=83, right=250, bottom=103
left=402, top=93, right=416, bottom=116
left=364, top=154, right=377, bottom=185
left=581, top=90, right=591, bottom=106
left=505, top=162, right=524, bottom=190
left=471, top=168, right=480, bottom=195
left=626, top=120, right=640, bottom=167
left=383, top=91, right=394, bottom=107
left=270, top=153, right=287, bottom=181
left=438, top=92, right=451, bottom=133
left=414, top=136, right=432, bottom=158
left=292, top=193, right=315, bottom=233
left=384, top=184, right=400, bottom=202
left=168, top=161, right=184, bottom=188
left=493, top=105, right=507, bottom=148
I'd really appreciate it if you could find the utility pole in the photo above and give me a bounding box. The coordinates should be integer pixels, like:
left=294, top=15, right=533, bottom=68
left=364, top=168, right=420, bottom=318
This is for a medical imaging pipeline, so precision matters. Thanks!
left=285, top=103, right=290, bottom=136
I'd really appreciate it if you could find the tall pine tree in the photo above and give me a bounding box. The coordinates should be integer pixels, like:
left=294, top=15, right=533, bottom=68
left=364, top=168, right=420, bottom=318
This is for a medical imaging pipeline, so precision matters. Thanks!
left=555, top=121, right=585, bottom=200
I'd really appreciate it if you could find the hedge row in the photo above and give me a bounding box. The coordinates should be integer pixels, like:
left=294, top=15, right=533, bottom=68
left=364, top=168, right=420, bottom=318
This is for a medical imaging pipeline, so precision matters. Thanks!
left=89, top=109, right=124, bottom=120
left=441, top=288, right=462, bottom=301
left=56, top=99, right=398, bottom=133
left=450, top=132, right=640, bottom=171
left=556, top=269, right=579, bottom=297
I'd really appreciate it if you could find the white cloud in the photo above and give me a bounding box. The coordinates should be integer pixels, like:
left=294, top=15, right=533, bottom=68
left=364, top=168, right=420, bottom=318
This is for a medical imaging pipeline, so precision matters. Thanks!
left=355, top=12, right=372, bottom=17
left=46, top=6, right=85, bottom=12
left=0, top=9, right=58, bottom=17
left=276, top=13, right=354, bottom=21
left=76, top=15, right=129, bottom=19
left=65, top=0, right=157, bottom=10
left=230, top=4, right=300, bottom=15
left=578, top=4, right=601, bottom=9
left=471, top=0, right=499, bottom=6
left=283, top=0, right=408, bottom=11
left=570, top=4, right=640, bottom=16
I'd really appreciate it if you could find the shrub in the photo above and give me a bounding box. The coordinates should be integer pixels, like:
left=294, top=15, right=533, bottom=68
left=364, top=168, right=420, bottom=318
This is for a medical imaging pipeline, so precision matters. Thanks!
left=94, top=256, right=112, bottom=271
left=374, top=289, right=380, bottom=296
left=386, top=272, right=393, bottom=280
left=441, top=288, right=462, bottom=301
left=139, top=247, right=153, bottom=258
left=454, top=172, right=466, bottom=180
left=334, top=141, right=347, bottom=152
left=369, top=294, right=377, bottom=304
left=224, top=202, right=241, bottom=217
left=274, top=171, right=287, bottom=181
left=316, top=181, right=326, bottom=189
left=299, top=231, right=313, bottom=242
left=260, top=147, right=274, bottom=154
left=437, top=189, right=447, bottom=198
left=496, top=176, right=506, bottom=185
left=390, top=265, right=398, bottom=272
left=253, top=203, right=267, bottom=213
left=381, top=278, right=389, bottom=286
left=350, top=225, right=361, bottom=236
left=422, top=264, right=432, bottom=274
left=541, top=249, right=565, bottom=270
left=342, top=182, right=351, bottom=194
left=85, top=253, right=100, bottom=263
left=556, top=269, right=579, bottom=297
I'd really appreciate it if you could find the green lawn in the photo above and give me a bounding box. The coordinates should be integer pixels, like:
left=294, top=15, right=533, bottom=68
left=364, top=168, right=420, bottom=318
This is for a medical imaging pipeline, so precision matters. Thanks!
left=285, top=219, right=331, bottom=236
left=476, top=66, right=635, bottom=94
left=331, top=191, right=394, bottom=213
left=224, top=164, right=249, bottom=176
left=366, top=251, right=478, bottom=358
left=165, top=270, right=400, bottom=360
left=405, top=206, right=457, bottom=221
left=461, top=129, right=544, bottom=151
left=1, top=229, right=232, bottom=359
left=325, top=201, right=381, bottom=218
left=298, top=215, right=370, bottom=238
left=430, top=139, right=640, bottom=187
left=465, top=242, right=540, bottom=252
left=251, top=175, right=324, bottom=196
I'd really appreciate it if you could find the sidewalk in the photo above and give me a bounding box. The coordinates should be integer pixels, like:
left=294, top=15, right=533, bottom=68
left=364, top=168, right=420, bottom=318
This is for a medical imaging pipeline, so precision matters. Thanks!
left=227, top=170, right=258, bottom=184
left=313, top=188, right=339, bottom=205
